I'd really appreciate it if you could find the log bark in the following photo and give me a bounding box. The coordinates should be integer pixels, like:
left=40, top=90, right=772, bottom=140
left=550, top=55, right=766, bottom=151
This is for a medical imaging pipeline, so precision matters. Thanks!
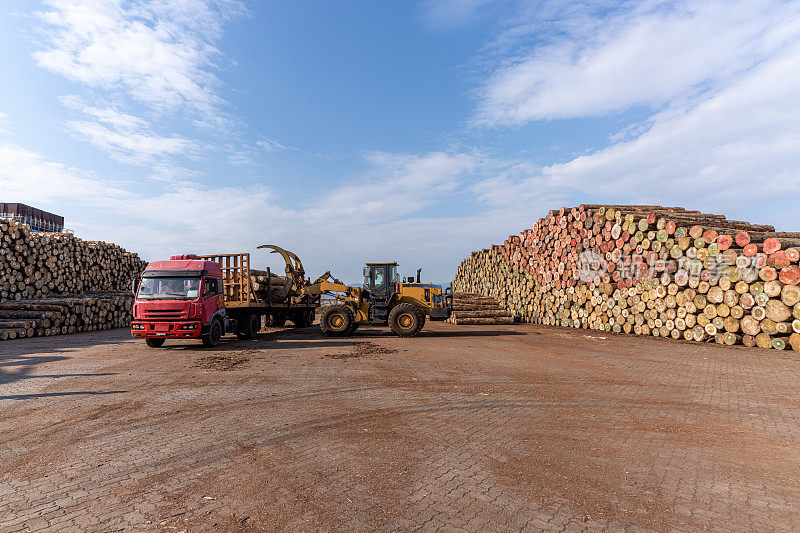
left=454, top=317, right=515, bottom=325
left=452, top=204, right=799, bottom=350
left=454, top=310, right=514, bottom=318
left=1, top=217, right=143, bottom=341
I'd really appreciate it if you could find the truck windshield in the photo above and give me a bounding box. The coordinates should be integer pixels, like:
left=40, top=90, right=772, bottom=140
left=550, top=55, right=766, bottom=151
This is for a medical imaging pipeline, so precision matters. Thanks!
left=137, top=277, right=201, bottom=300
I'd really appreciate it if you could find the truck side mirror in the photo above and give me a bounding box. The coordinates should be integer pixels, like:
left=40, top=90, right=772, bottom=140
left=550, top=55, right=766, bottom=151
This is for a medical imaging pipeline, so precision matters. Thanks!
left=131, top=279, right=139, bottom=295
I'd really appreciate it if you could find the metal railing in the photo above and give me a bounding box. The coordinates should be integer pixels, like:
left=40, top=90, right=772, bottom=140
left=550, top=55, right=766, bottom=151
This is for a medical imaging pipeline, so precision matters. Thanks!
left=197, top=253, right=255, bottom=304
left=0, top=213, right=65, bottom=233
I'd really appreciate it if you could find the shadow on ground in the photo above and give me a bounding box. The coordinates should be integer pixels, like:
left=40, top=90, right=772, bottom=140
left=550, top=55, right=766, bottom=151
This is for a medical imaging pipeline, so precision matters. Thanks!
left=0, top=329, right=131, bottom=357
left=0, top=390, right=126, bottom=401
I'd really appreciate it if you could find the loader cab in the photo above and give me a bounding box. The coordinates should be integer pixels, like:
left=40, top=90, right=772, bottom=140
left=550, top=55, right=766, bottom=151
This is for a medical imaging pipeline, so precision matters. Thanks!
left=363, top=262, right=399, bottom=323
left=363, top=262, right=398, bottom=298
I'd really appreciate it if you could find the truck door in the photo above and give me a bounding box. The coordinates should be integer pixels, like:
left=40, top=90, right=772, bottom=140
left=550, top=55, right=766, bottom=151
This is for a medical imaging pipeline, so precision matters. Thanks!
left=202, top=277, right=223, bottom=321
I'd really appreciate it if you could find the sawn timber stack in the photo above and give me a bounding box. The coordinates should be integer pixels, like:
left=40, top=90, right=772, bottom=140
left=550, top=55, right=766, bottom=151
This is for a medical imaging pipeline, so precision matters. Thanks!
left=446, top=293, right=514, bottom=325
left=453, top=205, right=800, bottom=351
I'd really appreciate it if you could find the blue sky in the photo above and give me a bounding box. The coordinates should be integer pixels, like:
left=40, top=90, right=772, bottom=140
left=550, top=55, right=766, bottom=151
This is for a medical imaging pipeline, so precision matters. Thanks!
left=1, top=0, right=799, bottom=283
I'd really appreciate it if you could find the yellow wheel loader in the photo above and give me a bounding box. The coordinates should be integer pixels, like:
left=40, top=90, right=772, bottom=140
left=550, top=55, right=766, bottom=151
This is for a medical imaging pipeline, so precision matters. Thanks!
left=301, top=262, right=452, bottom=337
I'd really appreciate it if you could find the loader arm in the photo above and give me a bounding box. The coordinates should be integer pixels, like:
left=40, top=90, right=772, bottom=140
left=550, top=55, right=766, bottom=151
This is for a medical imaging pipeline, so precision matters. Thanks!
left=256, top=243, right=313, bottom=302
left=301, top=280, right=361, bottom=300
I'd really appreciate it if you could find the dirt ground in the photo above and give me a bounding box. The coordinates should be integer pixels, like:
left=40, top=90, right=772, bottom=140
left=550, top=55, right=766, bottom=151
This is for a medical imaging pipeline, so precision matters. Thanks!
left=1, top=322, right=800, bottom=532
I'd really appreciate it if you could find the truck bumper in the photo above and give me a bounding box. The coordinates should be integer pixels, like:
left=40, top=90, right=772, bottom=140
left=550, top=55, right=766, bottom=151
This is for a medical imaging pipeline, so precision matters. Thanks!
left=131, top=321, right=202, bottom=338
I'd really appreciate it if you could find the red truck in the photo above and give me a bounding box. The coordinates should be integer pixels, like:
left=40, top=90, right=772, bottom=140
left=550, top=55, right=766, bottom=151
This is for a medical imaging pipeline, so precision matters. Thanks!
left=131, top=253, right=318, bottom=348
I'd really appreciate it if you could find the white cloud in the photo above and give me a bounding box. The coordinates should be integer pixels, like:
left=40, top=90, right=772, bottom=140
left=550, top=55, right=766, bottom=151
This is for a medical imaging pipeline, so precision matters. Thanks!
left=310, top=151, right=481, bottom=222
left=257, top=138, right=300, bottom=153
left=60, top=94, right=145, bottom=130
left=0, top=138, right=284, bottom=259
left=457, top=0, right=800, bottom=240
left=421, top=0, right=495, bottom=30
left=469, top=35, right=800, bottom=232
left=34, top=0, right=245, bottom=125
left=476, top=0, right=800, bottom=125
left=34, top=2, right=254, bottom=176
left=148, top=163, right=201, bottom=185
left=0, top=110, right=10, bottom=134
left=0, top=137, right=507, bottom=281
left=67, top=119, right=197, bottom=164
left=59, top=95, right=198, bottom=164
left=15, top=0, right=800, bottom=284
left=541, top=38, right=800, bottom=208
left=0, top=142, right=126, bottom=204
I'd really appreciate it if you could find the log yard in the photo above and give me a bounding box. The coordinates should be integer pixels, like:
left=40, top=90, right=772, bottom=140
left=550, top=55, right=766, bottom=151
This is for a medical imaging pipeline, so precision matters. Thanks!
left=2, top=1, right=800, bottom=531
left=2, top=202, right=800, bottom=531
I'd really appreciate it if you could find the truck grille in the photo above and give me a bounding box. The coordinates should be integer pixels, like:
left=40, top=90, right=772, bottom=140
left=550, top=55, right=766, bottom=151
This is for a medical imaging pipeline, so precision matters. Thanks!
left=144, top=310, right=185, bottom=319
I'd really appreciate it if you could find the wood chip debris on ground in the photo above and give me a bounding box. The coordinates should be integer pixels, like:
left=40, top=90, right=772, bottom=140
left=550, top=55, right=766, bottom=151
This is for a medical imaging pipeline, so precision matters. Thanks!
left=325, top=342, right=399, bottom=359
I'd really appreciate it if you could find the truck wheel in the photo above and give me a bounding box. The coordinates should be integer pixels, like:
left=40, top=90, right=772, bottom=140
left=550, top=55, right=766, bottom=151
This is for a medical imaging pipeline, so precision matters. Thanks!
left=237, top=313, right=261, bottom=339
left=249, top=313, right=262, bottom=336
left=145, top=338, right=165, bottom=348
left=267, top=313, right=286, bottom=327
left=293, top=309, right=315, bottom=328
left=320, top=305, right=353, bottom=337
left=203, top=319, right=223, bottom=347
left=389, top=303, right=423, bottom=337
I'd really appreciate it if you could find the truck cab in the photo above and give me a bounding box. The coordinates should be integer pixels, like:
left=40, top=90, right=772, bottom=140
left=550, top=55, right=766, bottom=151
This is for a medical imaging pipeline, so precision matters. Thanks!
left=131, top=255, right=228, bottom=347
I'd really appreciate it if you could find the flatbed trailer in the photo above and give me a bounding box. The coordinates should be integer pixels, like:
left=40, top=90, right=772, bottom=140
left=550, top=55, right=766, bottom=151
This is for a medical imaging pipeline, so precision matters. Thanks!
left=198, top=253, right=320, bottom=317
left=198, top=253, right=319, bottom=327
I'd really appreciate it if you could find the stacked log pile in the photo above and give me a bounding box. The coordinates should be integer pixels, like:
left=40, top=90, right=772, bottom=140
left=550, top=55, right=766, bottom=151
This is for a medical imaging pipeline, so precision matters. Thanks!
left=0, top=217, right=146, bottom=340
left=1, top=218, right=145, bottom=301
left=446, top=293, right=514, bottom=325
left=0, top=292, right=135, bottom=341
left=453, top=205, right=800, bottom=351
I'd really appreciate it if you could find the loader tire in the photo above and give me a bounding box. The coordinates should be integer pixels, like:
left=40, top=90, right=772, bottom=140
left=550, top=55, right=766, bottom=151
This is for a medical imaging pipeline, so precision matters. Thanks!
left=389, top=303, right=423, bottom=337
left=320, top=305, right=354, bottom=337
